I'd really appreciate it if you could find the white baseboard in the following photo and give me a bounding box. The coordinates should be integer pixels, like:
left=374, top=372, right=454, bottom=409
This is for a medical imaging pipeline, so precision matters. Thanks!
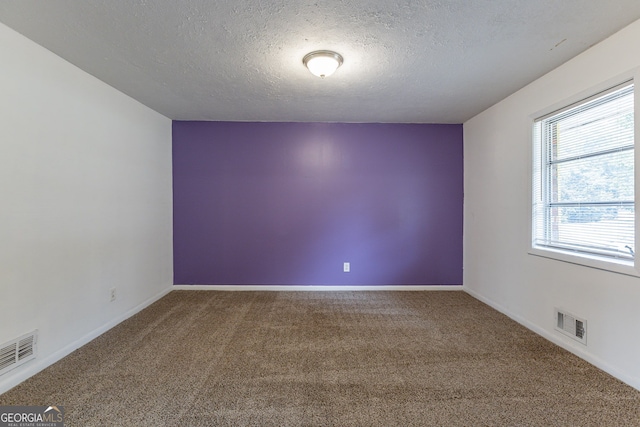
left=0, top=286, right=172, bottom=395
left=463, top=286, right=640, bottom=392
left=173, top=284, right=463, bottom=291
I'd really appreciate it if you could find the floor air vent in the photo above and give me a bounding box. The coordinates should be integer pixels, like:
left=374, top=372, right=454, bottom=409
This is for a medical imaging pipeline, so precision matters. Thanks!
left=555, top=309, right=586, bottom=345
left=0, top=331, right=37, bottom=376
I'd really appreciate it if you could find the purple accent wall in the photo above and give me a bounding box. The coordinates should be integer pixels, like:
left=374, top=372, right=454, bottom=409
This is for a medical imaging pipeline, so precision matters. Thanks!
left=173, top=121, right=462, bottom=286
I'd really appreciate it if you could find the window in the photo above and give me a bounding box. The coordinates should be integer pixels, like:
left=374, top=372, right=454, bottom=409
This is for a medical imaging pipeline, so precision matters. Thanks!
left=532, top=82, right=635, bottom=267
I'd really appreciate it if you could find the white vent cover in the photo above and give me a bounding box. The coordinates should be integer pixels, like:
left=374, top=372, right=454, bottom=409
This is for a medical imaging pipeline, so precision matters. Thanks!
left=0, top=331, right=38, bottom=376
left=555, top=309, right=587, bottom=345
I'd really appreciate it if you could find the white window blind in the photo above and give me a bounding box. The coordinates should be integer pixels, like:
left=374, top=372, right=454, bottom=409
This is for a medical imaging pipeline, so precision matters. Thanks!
left=532, top=82, right=635, bottom=262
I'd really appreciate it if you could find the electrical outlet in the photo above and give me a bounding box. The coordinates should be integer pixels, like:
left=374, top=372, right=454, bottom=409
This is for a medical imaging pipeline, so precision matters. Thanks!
left=110, top=288, right=116, bottom=302
left=343, top=262, right=350, bottom=272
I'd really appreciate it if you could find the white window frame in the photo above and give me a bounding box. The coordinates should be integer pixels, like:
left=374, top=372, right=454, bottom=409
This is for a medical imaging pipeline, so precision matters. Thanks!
left=528, top=71, right=640, bottom=277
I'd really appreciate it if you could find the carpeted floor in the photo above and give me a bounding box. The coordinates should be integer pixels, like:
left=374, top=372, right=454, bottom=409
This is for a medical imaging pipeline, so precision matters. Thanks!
left=1, top=291, right=639, bottom=426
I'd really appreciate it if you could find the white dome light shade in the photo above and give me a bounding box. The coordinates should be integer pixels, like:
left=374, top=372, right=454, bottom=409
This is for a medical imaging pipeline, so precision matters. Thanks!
left=303, top=50, right=344, bottom=78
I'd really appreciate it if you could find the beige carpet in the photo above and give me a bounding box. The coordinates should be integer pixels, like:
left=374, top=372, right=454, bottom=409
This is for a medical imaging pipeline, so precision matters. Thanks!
left=1, top=291, right=639, bottom=426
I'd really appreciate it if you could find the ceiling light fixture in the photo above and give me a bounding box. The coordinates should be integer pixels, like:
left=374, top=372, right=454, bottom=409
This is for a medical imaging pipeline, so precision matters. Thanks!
left=303, top=50, right=344, bottom=78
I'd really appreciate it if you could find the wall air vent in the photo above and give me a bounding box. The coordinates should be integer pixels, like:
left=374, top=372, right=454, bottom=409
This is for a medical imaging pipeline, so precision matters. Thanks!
left=555, top=309, right=587, bottom=345
left=0, top=331, right=38, bottom=376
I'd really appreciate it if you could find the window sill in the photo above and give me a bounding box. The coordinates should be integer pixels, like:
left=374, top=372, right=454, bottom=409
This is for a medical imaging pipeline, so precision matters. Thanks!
left=528, top=246, right=638, bottom=277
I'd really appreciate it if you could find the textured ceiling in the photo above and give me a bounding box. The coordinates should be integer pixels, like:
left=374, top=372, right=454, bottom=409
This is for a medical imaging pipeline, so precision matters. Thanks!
left=2, top=1, right=640, bottom=123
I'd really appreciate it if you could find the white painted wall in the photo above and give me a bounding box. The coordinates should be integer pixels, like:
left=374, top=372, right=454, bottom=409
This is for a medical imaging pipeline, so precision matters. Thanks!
left=0, top=23, right=173, bottom=393
left=464, top=19, right=640, bottom=390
